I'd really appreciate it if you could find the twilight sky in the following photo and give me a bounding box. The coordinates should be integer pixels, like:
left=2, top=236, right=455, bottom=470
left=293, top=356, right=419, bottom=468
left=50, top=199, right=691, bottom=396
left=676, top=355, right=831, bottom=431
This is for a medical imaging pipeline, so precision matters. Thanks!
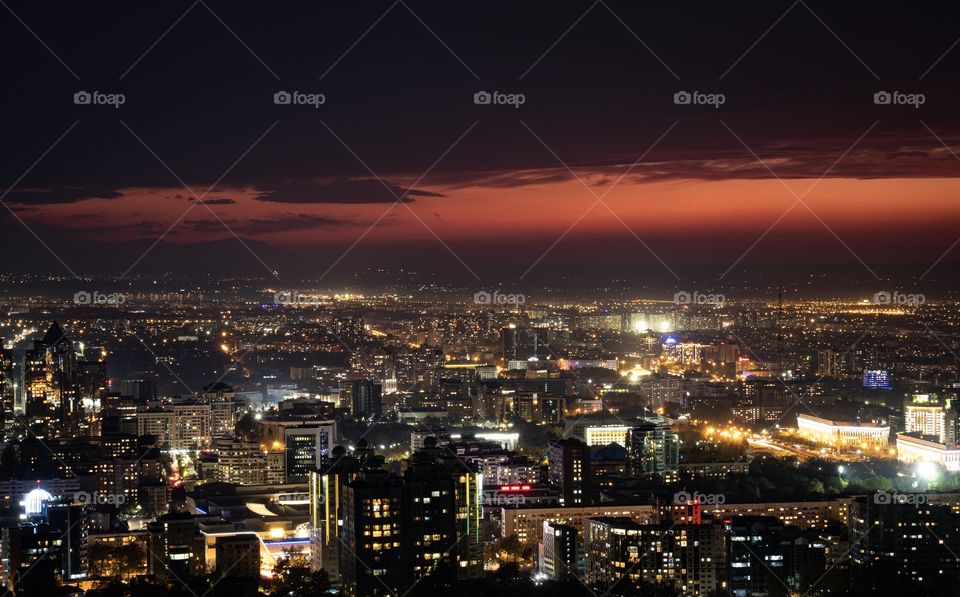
left=3, top=1, right=960, bottom=286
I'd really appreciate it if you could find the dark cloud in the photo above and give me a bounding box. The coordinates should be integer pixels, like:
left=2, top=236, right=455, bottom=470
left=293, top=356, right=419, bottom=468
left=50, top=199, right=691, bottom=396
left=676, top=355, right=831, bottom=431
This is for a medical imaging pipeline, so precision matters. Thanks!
left=186, top=213, right=352, bottom=235
left=5, top=187, right=123, bottom=205
left=254, top=178, right=445, bottom=204
left=189, top=197, right=237, bottom=205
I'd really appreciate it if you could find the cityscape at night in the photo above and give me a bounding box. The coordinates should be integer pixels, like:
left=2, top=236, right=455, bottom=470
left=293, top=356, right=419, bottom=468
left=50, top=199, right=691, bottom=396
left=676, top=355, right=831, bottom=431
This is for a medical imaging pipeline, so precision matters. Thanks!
left=3, top=2, right=960, bottom=596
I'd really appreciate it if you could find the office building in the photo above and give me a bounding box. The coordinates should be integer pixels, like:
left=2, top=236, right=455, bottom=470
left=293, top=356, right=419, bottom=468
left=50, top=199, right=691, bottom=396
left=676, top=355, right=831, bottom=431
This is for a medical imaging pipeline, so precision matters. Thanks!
left=547, top=438, right=593, bottom=506
left=583, top=517, right=727, bottom=595
left=537, top=521, right=577, bottom=580
left=904, top=393, right=957, bottom=445
left=796, top=413, right=890, bottom=450
left=350, top=381, right=383, bottom=418
left=726, top=516, right=827, bottom=597
left=626, top=420, right=679, bottom=478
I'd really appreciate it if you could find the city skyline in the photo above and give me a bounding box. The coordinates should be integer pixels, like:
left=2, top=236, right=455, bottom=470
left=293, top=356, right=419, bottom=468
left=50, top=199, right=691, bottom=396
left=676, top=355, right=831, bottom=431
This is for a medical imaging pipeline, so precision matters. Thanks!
left=3, top=3, right=960, bottom=597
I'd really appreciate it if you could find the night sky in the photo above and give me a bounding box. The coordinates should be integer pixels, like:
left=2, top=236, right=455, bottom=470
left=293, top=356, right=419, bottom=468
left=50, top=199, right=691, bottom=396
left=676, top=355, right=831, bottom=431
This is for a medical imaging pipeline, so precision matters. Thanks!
left=3, top=1, right=960, bottom=287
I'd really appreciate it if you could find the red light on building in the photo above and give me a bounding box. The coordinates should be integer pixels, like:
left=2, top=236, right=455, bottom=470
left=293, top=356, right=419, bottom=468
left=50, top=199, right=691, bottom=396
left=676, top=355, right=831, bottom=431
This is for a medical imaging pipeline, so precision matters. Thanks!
left=499, top=484, right=532, bottom=492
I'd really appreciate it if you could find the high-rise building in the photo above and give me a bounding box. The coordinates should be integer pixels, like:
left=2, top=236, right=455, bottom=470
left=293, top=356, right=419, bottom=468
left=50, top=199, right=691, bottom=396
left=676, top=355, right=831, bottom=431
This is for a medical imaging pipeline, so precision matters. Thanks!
left=339, top=468, right=406, bottom=596
left=19, top=322, right=106, bottom=436
left=215, top=535, right=260, bottom=578
left=583, top=517, right=727, bottom=595
left=904, top=393, right=957, bottom=445
left=403, top=450, right=457, bottom=582
left=147, top=512, right=206, bottom=579
left=322, top=442, right=482, bottom=594
left=202, top=382, right=236, bottom=439
left=310, top=444, right=382, bottom=578
left=214, top=439, right=266, bottom=485
left=726, top=516, right=827, bottom=597
left=350, top=381, right=383, bottom=418
left=735, top=379, right=795, bottom=423
left=501, top=325, right=552, bottom=362
left=626, top=420, right=679, bottom=478
left=136, top=403, right=212, bottom=449
left=119, top=377, right=157, bottom=402
left=547, top=438, right=593, bottom=506
left=537, top=521, right=577, bottom=580
left=850, top=495, right=960, bottom=588
left=816, top=349, right=838, bottom=378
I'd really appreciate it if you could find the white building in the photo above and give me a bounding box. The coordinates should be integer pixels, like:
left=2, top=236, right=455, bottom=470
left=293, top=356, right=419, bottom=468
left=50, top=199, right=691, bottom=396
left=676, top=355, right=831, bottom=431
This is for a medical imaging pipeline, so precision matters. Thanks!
left=904, top=394, right=957, bottom=445
left=137, top=403, right=212, bottom=449
left=896, top=433, right=960, bottom=472
left=796, top=413, right=889, bottom=448
left=583, top=425, right=630, bottom=447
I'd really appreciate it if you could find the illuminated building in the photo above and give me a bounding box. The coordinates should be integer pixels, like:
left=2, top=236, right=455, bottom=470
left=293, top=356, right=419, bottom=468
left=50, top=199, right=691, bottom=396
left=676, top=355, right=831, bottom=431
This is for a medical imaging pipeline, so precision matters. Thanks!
left=501, top=325, right=552, bottom=362
left=136, top=403, right=212, bottom=449
left=698, top=499, right=850, bottom=530
left=215, top=439, right=267, bottom=485
left=862, top=370, right=892, bottom=390
left=850, top=496, right=960, bottom=587
left=583, top=425, right=630, bottom=447
left=261, top=419, right=336, bottom=482
left=202, top=382, right=236, bottom=439
left=816, top=349, right=839, bottom=377
left=448, top=431, right=518, bottom=451
left=0, top=479, right=80, bottom=513
left=19, top=322, right=105, bottom=436
left=583, top=517, right=727, bottom=595
left=313, top=442, right=482, bottom=590
left=626, top=420, right=679, bottom=478
left=147, top=512, right=207, bottom=579
left=498, top=503, right=657, bottom=548
left=699, top=344, right=739, bottom=378
left=796, top=413, right=890, bottom=449
left=309, top=446, right=367, bottom=578
left=726, top=516, right=826, bottom=597
left=537, top=521, right=577, bottom=580
left=638, top=376, right=682, bottom=409
left=505, top=393, right=565, bottom=425
left=734, top=379, right=794, bottom=423
left=896, top=433, right=960, bottom=471
left=547, top=438, right=592, bottom=506
left=678, top=460, right=751, bottom=479
left=904, top=393, right=957, bottom=445
left=2, top=522, right=65, bottom=592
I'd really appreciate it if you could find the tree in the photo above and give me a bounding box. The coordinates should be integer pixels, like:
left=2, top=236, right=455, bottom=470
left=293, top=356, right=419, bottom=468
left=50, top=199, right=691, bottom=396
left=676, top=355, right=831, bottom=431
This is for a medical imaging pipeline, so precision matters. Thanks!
left=235, top=412, right=260, bottom=442
left=88, top=542, right=147, bottom=580
left=493, top=534, right=527, bottom=564
left=269, top=550, right=332, bottom=597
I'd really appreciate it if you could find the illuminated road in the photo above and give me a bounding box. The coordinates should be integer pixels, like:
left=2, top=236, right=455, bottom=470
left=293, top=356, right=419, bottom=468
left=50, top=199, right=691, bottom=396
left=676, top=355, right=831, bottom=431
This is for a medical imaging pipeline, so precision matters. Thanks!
left=747, top=436, right=820, bottom=459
